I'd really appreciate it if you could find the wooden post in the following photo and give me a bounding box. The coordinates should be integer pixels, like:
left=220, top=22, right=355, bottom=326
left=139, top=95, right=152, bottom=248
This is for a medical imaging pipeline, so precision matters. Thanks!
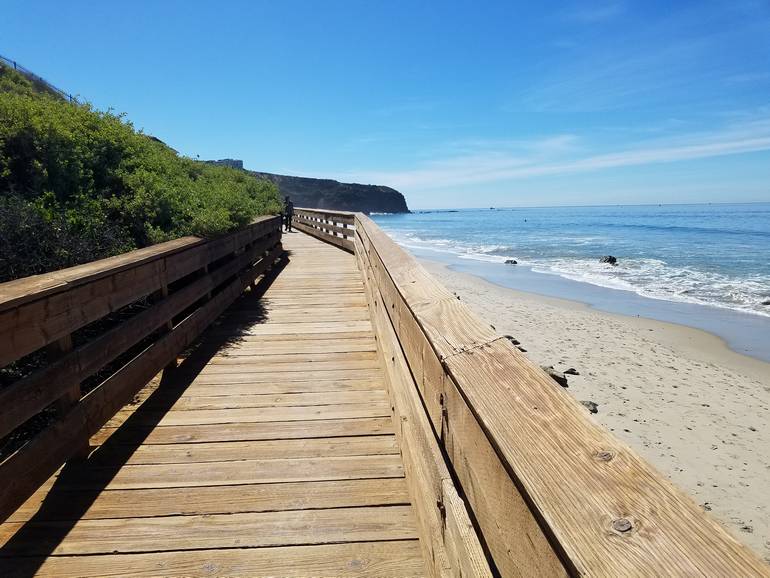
left=48, top=334, right=90, bottom=460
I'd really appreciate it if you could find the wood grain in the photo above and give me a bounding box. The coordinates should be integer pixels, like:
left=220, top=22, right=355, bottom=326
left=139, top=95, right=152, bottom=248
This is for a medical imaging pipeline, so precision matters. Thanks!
left=355, top=212, right=770, bottom=577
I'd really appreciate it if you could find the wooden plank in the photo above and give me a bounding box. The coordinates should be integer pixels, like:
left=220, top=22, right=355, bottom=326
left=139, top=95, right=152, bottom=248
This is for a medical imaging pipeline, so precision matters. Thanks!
left=202, top=331, right=375, bottom=343
left=292, top=220, right=355, bottom=252
left=232, top=320, right=372, bottom=335
left=199, top=359, right=379, bottom=372
left=356, top=226, right=564, bottom=576
left=9, top=477, right=410, bottom=523
left=358, top=232, right=491, bottom=578
left=212, top=340, right=377, bottom=355
left=0, top=540, right=425, bottom=577
left=0, top=505, right=418, bottom=556
left=88, top=435, right=399, bottom=465
left=0, top=236, right=201, bottom=310
left=138, top=390, right=389, bottom=411
left=189, top=368, right=382, bottom=384
left=446, top=340, right=770, bottom=576
left=188, top=371, right=381, bottom=385
left=178, top=379, right=383, bottom=395
left=92, top=416, right=395, bottom=445
left=0, top=217, right=280, bottom=366
left=294, top=207, right=356, bottom=225
left=106, top=403, right=391, bottom=427
left=49, top=455, right=405, bottom=490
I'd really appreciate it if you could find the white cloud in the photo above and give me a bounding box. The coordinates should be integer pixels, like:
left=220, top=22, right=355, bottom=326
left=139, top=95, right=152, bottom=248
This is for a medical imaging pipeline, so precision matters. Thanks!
left=339, top=118, right=770, bottom=191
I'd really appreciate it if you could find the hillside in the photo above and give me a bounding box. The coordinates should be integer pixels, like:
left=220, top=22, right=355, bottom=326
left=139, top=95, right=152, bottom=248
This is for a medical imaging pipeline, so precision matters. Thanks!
left=207, top=160, right=409, bottom=213
left=0, top=61, right=282, bottom=282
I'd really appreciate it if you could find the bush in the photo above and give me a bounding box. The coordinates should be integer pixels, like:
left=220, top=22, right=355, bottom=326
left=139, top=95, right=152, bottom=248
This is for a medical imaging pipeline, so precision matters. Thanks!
left=0, top=63, right=282, bottom=282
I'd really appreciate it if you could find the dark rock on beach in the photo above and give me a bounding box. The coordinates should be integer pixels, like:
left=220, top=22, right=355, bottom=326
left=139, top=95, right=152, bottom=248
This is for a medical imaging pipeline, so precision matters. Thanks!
left=541, top=365, right=568, bottom=387
left=503, top=335, right=520, bottom=345
left=581, top=400, right=599, bottom=414
left=600, top=255, right=618, bottom=265
left=505, top=259, right=518, bottom=265
left=564, top=367, right=580, bottom=375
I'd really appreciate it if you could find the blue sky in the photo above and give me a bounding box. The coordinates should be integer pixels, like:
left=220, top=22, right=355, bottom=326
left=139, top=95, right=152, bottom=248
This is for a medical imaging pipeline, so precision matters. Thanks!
left=4, top=0, right=770, bottom=208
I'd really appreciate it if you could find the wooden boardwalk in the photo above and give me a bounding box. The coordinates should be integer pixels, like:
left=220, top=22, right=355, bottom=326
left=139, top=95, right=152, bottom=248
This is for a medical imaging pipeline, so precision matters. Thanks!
left=1, top=209, right=767, bottom=577
left=0, top=232, right=425, bottom=576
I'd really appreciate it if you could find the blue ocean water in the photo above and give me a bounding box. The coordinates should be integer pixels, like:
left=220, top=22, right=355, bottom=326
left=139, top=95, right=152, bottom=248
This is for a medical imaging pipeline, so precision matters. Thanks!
left=372, top=203, right=770, bottom=361
left=373, top=203, right=770, bottom=318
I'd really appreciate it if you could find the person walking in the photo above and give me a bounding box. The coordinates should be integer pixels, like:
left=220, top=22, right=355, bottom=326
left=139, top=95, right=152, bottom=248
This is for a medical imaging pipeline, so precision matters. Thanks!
left=283, top=196, right=294, bottom=232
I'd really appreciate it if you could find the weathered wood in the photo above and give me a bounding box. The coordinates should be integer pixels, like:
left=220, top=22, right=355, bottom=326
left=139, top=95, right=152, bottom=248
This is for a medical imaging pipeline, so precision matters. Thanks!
left=357, top=224, right=491, bottom=577
left=9, top=478, right=410, bottom=523
left=137, top=389, right=389, bottom=411
left=93, top=416, right=395, bottom=446
left=47, top=455, right=404, bottom=491
left=0, top=227, right=283, bottom=523
left=0, top=540, right=425, bottom=577
left=355, top=222, right=563, bottom=576
left=354, top=212, right=770, bottom=577
left=0, top=505, right=418, bottom=555
left=294, top=207, right=355, bottom=225
left=290, top=209, right=356, bottom=252
left=0, top=231, right=280, bottom=439
left=87, top=435, right=399, bottom=466
left=0, top=217, right=278, bottom=366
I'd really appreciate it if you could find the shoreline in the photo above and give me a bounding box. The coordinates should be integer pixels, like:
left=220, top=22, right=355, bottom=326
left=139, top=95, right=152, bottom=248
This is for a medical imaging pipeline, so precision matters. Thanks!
left=419, top=258, right=770, bottom=562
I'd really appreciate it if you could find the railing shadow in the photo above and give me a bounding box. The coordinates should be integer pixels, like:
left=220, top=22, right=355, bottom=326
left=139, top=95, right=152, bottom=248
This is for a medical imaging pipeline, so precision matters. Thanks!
left=1, top=252, right=289, bottom=575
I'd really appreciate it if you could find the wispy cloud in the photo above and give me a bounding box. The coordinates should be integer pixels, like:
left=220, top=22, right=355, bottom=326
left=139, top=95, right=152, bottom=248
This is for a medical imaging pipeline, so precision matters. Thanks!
left=340, top=118, right=770, bottom=190
left=514, top=3, right=770, bottom=113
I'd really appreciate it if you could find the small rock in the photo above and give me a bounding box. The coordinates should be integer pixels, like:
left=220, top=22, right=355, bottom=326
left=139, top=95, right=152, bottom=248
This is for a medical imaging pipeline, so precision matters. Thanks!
left=740, top=525, right=754, bottom=534
left=701, top=502, right=712, bottom=511
left=541, top=365, right=568, bottom=387
left=505, top=259, right=518, bottom=265
left=564, top=367, right=580, bottom=375
left=600, top=255, right=618, bottom=265
left=581, top=400, right=598, bottom=414
left=517, top=346, right=527, bottom=353
left=503, top=335, right=520, bottom=345
left=762, top=299, right=770, bottom=306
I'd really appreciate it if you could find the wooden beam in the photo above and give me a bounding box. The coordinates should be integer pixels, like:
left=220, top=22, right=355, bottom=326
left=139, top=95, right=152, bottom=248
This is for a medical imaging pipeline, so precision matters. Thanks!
left=355, top=227, right=491, bottom=577
left=354, top=213, right=770, bottom=576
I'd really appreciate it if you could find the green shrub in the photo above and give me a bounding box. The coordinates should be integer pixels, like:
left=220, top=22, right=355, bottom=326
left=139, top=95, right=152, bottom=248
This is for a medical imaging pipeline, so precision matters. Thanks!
left=0, top=63, right=282, bottom=282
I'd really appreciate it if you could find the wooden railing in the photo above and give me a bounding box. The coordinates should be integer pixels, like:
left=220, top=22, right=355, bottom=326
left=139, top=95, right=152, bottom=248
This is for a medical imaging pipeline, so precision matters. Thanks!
left=0, top=216, right=283, bottom=522
left=291, top=207, right=354, bottom=252
left=304, top=209, right=769, bottom=577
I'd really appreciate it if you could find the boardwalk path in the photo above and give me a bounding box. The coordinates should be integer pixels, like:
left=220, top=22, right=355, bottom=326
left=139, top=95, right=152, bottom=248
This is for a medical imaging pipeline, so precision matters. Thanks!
left=0, top=232, right=425, bottom=576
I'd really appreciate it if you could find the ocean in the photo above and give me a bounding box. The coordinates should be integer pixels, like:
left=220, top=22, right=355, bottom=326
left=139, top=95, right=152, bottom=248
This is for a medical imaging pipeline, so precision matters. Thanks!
left=372, top=203, right=770, bottom=361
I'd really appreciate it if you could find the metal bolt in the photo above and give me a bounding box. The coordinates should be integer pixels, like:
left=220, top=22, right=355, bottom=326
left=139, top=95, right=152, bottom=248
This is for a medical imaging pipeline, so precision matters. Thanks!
left=612, top=518, right=633, bottom=533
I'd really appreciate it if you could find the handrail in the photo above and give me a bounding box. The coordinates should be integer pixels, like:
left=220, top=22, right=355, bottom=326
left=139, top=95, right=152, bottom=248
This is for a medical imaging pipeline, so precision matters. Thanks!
left=347, top=212, right=768, bottom=576
left=0, top=216, right=283, bottom=522
left=291, top=207, right=355, bottom=252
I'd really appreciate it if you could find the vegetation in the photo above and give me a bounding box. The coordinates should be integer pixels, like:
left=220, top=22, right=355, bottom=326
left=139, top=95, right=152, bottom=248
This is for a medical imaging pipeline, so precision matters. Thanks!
left=0, top=62, right=282, bottom=282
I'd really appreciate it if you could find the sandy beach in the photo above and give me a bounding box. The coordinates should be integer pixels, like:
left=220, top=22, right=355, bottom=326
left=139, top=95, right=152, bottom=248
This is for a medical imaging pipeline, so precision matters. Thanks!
left=420, top=258, right=770, bottom=562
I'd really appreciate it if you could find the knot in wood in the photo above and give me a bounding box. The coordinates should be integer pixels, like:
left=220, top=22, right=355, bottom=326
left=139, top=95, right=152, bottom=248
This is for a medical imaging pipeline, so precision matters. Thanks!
left=596, top=450, right=614, bottom=462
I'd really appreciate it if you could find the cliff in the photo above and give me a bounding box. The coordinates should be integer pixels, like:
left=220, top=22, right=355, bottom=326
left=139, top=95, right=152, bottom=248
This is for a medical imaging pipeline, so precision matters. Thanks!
left=249, top=170, right=409, bottom=214
left=206, top=160, right=408, bottom=213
